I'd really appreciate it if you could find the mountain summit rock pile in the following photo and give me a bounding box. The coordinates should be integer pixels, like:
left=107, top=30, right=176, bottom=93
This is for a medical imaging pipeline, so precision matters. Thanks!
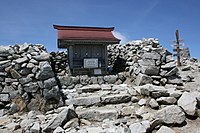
left=107, top=38, right=181, bottom=86
left=0, top=39, right=200, bottom=132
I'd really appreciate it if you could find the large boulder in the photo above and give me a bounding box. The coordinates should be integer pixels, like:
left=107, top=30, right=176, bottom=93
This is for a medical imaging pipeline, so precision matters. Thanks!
left=155, top=105, right=186, bottom=125
left=177, top=92, right=197, bottom=116
left=43, top=107, right=78, bottom=132
left=141, top=66, right=160, bottom=76
left=135, top=73, right=152, bottom=86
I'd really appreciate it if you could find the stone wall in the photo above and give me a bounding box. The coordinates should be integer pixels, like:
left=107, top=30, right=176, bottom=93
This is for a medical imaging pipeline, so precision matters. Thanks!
left=0, top=44, right=62, bottom=112
left=0, top=39, right=189, bottom=113
left=108, top=38, right=181, bottom=86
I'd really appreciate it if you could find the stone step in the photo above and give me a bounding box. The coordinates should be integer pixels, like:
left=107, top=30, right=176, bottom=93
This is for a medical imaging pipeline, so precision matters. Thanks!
left=65, top=94, right=132, bottom=107
left=76, top=106, right=118, bottom=122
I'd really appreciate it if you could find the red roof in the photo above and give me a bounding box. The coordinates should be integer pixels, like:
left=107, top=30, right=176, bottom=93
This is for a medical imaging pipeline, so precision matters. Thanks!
left=53, top=25, right=120, bottom=43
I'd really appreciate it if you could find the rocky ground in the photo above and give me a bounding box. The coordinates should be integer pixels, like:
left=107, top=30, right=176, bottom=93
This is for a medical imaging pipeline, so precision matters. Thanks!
left=0, top=39, right=200, bottom=133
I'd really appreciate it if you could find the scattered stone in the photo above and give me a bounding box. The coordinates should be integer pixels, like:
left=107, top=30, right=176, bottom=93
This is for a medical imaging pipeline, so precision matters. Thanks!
left=120, top=106, right=135, bottom=116
left=149, top=98, right=159, bottom=109
left=138, top=99, right=147, bottom=106
left=156, top=97, right=177, bottom=105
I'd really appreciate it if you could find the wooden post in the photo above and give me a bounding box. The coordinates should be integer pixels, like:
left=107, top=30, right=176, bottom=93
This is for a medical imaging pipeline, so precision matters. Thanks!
left=175, top=30, right=181, bottom=66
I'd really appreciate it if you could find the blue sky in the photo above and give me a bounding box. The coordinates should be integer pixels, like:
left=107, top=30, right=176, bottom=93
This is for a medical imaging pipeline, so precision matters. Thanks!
left=0, top=0, right=200, bottom=59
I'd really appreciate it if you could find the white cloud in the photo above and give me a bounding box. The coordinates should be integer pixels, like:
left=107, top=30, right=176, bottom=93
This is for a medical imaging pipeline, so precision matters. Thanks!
left=112, top=31, right=127, bottom=44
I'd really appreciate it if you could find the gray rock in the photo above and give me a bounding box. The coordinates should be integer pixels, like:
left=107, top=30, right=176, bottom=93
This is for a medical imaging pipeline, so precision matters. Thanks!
left=33, top=52, right=50, bottom=61
left=0, top=60, right=11, bottom=71
left=53, top=126, right=65, bottom=133
left=9, top=103, right=19, bottom=114
left=138, top=99, right=147, bottom=106
left=9, top=69, right=22, bottom=79
left=0, top=46, right=10, bottom=56
left=164, top=67, right=178, bottom=77
left=2, top=85, right=19, bottom=98
left=0, top=72, right=7, bottom=76
left=156, top=126, right=175, bottom=133
left=149, top=98, right=159, bottom=109
left=19, top=68, right=32, bottom=75
left=138, top=59, right=155, bottom=66
left=29, top=59, right=39, bottom=64
left=141, top=66, right=160, bottom=76
left=80, top=75, right=89, bottom=85
left=44, top=107, right=78, bottom=131
left=27, top=63, right=35, bottom=68
left=0, top=93, right=10, bottom=102
left=131, top=96, right=139, bottom=103
left=36, top=61, right=54, bottom=80
left=86, top=127, right=104, bottom=133
left=142, top=52, right=161, bottom=60
left=135, top=73, right=152, bottom=86
left=120, top=106, right=135, bottom=116
left=181, top=65, right=191, bottom=71
left=156, top=97, right=177, bottom=105
left=129, top=120, right=150, bottom=133
left=78, top=108, right=118, bottom=121
left=101, top=84, right=112, bottom=90
left=90, top=76, right=98, bottom=84
left=63, top=118, right=79, bottom=129
left=58, top=75, right=72, bottom=87
left=43, top=77, right=57, bottom=89
left=167, top=76, right=183, bottom=85
left=5, top=78, right=18, bottom=83
left=101, top=94, right=131, bottom=104
left=23, top=82, right=39, bottom=93
left=30, top=122, right=40, bottom=133
left=155, top=105, right=186, bottom=125
left=19, top=77, right=32, bottom=85
left=96, top=76, right=104, bottom=84
left=14, top=56, right=29, bottom=64
left=78, top=84, right=101, bottom=93
left=43, top=86, right=61, bottom=101
left=66, top=96, right=101, bottom=106
left=20, top=118, right=36, bottom=130
left=177, top=92, right=197, bottom=116
left=19, top=44, right=29, bottom=52
left=103, top=75, right=118, bottom=84
left=161, top=61, right=176, bottom=69
left=138, top=84, right=168, bottom=98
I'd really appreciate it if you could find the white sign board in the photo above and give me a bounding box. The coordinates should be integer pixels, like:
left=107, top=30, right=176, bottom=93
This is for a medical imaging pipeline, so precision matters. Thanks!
left=94, top=69, right=102, bottom=75
left=84, top=58, right=98, bottom=68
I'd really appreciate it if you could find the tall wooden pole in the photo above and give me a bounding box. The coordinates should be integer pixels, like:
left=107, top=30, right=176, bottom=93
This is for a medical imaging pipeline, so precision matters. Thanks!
left=175, top=29, right=181, bottom=66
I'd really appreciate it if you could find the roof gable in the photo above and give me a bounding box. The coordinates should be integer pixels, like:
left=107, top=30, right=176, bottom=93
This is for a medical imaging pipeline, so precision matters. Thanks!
left=53, top=25, right=120, bottom=45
